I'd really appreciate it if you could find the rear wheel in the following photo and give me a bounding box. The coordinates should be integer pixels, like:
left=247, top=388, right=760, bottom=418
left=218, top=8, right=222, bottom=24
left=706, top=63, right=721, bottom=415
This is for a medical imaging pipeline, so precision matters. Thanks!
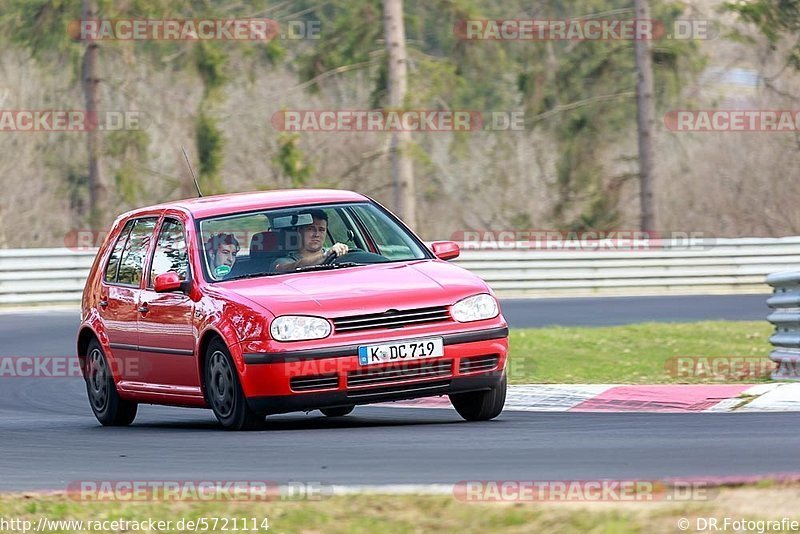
left=320, top=405, right=355, bottom=417
left=449, top=374, right=507, bottom=421
left=205, top=339, right=264, bottom=431
left=85, top=340, right=137, bottom=426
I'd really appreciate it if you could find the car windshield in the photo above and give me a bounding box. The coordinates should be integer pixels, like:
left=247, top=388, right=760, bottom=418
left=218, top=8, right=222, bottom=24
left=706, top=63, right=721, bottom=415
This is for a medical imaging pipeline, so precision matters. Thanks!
left=198, top=202, right=430, bottom=282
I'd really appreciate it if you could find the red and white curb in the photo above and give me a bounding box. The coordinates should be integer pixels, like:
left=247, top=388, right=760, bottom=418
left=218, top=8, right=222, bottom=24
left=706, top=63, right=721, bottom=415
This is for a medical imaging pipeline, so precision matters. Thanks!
left=379, top=383, right=800, bottom=412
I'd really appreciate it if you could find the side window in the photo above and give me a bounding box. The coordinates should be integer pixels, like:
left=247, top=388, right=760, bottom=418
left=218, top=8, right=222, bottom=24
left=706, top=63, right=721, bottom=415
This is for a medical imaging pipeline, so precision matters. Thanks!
left=325, top=208, right=350, bottom=246
left=104, top=220, right=135, bottom=284
left=352, top=206, right=414, bottom=259
left=116, top=218, right=158, bottom=286
left=149, top=219, right=189, bottom=287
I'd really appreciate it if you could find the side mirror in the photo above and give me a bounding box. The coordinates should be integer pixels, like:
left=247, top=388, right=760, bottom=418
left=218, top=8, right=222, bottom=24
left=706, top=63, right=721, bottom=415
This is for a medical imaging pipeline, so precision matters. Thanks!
left=431, top=241, right=460, bottom=261
left=154, top=272, right=185, bottom=293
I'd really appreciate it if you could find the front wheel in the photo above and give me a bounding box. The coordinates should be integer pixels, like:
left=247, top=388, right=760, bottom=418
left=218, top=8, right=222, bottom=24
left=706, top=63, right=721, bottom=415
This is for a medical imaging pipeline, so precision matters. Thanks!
left=320, top=405, right=354, bottom=417
left=205, top=339, right=264, bottom=431
left=449, top=374, right=507, bottom=421
left=85, top=340, right=137, bottom=426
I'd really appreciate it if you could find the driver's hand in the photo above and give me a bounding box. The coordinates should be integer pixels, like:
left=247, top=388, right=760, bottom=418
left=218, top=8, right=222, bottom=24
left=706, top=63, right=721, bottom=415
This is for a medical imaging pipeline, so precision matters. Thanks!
left=330, top=243, right=349, bottom=257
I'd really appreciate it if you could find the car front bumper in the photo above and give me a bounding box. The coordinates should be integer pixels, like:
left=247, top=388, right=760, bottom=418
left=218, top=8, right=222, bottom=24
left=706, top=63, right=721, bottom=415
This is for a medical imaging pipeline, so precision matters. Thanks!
left=238, top=326, right=508, bottom=415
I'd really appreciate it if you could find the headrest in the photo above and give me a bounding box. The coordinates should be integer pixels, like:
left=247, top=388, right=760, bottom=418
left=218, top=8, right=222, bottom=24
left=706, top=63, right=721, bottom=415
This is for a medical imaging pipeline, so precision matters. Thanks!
left=249, top=231, right=281, bottom=258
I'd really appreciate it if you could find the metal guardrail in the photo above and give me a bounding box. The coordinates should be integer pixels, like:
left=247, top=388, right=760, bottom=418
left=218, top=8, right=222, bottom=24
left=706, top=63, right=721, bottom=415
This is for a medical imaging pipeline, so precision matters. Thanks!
left=767, top=271, right=800, bottom=381
left=0, top=248, right=96, bottom=305
left=458, top=237, right=800, bottom=296
left=2, top=237, right=800, bottom=305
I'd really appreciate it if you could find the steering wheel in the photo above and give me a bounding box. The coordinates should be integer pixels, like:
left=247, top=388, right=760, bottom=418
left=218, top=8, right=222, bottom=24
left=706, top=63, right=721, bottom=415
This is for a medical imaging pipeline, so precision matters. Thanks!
left=322, top=248, right=389, bottom=265
left=322, top=247, right=364, bottom=264
left=321, top=249, right=340, bottom=265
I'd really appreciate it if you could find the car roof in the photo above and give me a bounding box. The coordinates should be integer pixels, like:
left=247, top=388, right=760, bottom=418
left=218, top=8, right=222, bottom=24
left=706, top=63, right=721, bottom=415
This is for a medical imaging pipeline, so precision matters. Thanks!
left=121, top=189, right=370, bottom=220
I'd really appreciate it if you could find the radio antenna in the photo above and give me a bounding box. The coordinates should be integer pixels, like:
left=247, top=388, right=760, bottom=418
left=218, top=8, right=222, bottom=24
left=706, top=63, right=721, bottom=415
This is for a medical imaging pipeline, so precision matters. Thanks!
left=181, top=146, right=203, bottom=197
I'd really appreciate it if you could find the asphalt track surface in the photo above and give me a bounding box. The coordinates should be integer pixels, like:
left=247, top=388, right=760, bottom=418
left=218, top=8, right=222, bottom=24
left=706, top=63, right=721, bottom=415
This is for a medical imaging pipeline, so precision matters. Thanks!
left=3, top=293, right=797, bottom=492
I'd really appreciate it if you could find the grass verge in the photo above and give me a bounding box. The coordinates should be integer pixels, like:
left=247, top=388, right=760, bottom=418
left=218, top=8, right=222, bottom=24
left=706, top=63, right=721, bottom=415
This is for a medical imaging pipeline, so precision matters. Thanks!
left=507, top=321, right=773, bottom=384
left=1, top=486, right=799, bottom=533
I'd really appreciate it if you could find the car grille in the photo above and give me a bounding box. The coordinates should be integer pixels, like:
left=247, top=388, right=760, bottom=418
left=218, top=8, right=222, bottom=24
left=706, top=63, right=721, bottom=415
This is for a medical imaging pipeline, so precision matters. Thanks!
left=332, top=306, right=450, bottom=333
left=290, top=374, right=339, bottom=392
left=459, top=355, right=500, bottom=374
left=346, top=380, right=451, bottom=399
left=347, top=360, right=452, bottom=388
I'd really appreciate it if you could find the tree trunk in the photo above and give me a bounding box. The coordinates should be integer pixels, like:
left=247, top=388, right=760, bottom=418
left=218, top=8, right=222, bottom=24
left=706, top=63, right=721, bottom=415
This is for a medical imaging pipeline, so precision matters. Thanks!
left=633, top=0, right=656, bottom=232
left=81, top=0, right=108, bottom=231
left=382, top=0, right=416, bottom=230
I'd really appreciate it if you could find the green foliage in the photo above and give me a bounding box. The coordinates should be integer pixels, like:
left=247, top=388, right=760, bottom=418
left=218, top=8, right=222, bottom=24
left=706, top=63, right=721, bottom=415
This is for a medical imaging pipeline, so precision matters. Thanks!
left=195, top=111, right=224, bottom=194
left=516, top=1, right=704, bottom=230
left=260, top=39, right=286, bottom=64
left=273, top=133, right=313, bottom=187
left=193, top=40, right=229, bottom=195
left=106, top=130, right=150, bottom=205
left=291, top=0, right=704, bottom=231
left=724, top=0, right=800, bottom=70
left=3, top=0, right=80, bottom=54
left=65, top=168, right=89, bottom=215
left=1, top=0, right=708, bottom=233
left=293, top=0, right=383, bottom=94
left=194, top=40, right=228, bottom=100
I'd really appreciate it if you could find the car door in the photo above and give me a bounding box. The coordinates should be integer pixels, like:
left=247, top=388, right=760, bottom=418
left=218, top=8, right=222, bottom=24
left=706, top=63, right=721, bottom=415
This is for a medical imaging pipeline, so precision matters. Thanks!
left=137, top=216, right=199, bottom=391
left=100, top=216, right=158, bottom=383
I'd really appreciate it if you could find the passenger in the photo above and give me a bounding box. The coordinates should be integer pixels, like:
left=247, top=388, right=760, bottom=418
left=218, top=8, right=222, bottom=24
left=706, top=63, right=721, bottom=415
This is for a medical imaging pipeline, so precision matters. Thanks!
left=205, top=233, right=240, bottom=279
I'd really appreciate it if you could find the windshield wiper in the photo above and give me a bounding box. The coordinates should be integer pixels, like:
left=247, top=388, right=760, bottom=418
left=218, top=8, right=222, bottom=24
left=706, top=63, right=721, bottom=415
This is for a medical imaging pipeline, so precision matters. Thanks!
left=224, top=271, right=282, bottom=281
left=293, top=262, right=364, bottom=273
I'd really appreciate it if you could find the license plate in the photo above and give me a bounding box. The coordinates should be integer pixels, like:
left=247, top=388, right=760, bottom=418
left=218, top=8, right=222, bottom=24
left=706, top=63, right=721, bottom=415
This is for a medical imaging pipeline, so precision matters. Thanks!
left=357, top=337, right=444, bottom=366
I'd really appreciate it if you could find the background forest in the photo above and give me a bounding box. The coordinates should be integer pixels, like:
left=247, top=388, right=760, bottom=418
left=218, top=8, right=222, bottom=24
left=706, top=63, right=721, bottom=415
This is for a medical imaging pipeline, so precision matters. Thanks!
left=0, top=0, right=799, bottom=247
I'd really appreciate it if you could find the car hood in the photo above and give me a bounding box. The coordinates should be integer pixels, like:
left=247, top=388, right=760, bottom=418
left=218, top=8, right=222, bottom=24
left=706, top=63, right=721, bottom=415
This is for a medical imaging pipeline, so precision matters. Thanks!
left=219, top=260, right=491, bottom=317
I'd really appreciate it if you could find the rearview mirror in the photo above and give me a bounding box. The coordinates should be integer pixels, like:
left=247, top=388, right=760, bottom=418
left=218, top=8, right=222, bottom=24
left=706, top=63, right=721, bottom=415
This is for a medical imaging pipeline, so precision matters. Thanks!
left=154, top=272, right=185, bottom=293
left=272, top=213, right=313, bottom=229
left=430, top=241, right=460, bottom=261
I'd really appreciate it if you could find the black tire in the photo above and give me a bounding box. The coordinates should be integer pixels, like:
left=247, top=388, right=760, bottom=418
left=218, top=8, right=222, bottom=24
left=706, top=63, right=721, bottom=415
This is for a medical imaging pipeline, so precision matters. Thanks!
left=204, top=338, right=264, bottom=431
left=320, top=405, right=355, bottom=417
left=449, top=374, right=507, bottom=421
left=85, top=339, right=137, bottom=426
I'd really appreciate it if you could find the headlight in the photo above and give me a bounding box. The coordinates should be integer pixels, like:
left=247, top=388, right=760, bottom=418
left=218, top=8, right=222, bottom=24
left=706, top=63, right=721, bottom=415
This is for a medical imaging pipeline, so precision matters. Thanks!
left=451, top=294, right=499, bottom=323
left=270, top=315, right=331, bottom=341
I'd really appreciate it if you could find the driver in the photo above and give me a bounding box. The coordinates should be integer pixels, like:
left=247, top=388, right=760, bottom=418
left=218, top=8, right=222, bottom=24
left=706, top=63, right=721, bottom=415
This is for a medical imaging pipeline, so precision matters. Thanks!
left=205, top=233, right=240, bottom=279
left=273, top=209, right=349, bottom=273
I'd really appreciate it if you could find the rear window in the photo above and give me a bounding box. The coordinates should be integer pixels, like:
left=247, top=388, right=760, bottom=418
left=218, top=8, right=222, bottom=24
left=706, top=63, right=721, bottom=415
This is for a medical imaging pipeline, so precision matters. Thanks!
left=105, top=218, right=158, bottom=286
left=103, top=220, right=134, bottom=284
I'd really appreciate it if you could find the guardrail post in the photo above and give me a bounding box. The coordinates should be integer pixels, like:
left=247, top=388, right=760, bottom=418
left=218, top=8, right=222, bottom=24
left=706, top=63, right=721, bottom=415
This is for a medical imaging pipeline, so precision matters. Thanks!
left=766, top=271, right=800, bottom=381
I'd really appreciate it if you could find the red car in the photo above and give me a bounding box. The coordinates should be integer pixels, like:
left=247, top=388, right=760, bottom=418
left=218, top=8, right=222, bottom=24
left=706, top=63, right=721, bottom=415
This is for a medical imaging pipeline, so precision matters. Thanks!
left=77, top=190, right=508, bottom=430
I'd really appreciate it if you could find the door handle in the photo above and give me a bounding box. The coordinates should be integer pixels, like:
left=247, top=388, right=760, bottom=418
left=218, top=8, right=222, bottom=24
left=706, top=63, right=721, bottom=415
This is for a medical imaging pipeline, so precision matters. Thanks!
left=138, top=304, right=149, bottom=314
left=99, top=299, right=108, bottom=308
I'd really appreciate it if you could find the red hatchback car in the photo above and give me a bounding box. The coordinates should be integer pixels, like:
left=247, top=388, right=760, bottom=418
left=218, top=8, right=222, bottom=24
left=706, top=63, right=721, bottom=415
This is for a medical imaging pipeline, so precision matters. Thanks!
left=77, top=190, right=508, bottom=430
